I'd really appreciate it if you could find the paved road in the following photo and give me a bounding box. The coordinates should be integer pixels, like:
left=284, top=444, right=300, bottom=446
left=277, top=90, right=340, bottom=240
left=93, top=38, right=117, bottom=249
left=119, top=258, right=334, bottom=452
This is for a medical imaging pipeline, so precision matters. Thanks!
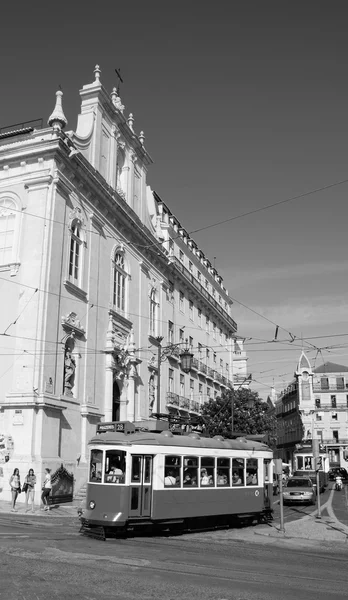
left=0, top=514, right=348, bottom=600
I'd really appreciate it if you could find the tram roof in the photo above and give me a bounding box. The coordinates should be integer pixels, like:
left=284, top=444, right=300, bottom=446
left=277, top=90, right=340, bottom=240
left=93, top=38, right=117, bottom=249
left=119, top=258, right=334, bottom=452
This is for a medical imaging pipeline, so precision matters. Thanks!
left=88, top=431, right=271, bottom=452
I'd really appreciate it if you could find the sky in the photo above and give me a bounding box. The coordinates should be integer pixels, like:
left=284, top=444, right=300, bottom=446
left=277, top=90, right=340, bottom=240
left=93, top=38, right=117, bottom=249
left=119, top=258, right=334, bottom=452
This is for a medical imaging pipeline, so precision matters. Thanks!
left=1, top=1, right=348, bottom=399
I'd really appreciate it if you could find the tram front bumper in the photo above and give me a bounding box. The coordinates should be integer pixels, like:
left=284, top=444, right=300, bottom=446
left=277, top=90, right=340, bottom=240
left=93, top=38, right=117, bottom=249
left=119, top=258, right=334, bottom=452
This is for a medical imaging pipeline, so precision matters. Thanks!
left=80, top=508, right=127, bottom=528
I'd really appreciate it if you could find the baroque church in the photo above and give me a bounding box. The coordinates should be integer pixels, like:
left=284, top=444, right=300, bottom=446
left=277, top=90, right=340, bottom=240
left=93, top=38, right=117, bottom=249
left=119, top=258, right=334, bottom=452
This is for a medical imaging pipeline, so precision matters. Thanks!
left=0, top=66, right=248, bottom=502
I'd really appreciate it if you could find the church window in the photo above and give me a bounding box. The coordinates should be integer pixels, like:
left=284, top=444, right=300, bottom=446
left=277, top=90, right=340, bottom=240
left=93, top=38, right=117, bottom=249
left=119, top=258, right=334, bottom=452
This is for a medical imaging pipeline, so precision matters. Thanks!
left=149, top=288, right=158, bottom=336
left=0, top=198, right=20, bottom=271
left=112, top=250, right=127, bottom=312
left=69, top=220, right=83, bottom=284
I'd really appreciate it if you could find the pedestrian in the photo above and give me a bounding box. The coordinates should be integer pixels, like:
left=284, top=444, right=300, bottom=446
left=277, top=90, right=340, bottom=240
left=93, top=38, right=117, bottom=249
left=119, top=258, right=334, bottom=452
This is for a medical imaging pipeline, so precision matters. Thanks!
left=9, top=467, right=21, bottom=512
left=41, top=468, right=52, bottom=511
left=24, top=468, right=36, bottom=513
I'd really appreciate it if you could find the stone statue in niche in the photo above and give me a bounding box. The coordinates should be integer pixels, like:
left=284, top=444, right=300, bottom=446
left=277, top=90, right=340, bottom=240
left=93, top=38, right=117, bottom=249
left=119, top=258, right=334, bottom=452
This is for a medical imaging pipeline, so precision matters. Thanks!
left=149, top=373, right=155, bottom=412
left=64, top=351, right=76, bottom=396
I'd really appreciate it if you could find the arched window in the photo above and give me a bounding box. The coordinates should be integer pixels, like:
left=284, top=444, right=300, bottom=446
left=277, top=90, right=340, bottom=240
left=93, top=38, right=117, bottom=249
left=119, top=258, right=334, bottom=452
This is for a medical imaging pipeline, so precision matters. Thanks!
left=112, top=250, right=127, bottom=312
left=69, top=220, right=83, bottom=284
left=0, top=199, right=16, bottom=267
left=149, top=288, right=158, bottom=336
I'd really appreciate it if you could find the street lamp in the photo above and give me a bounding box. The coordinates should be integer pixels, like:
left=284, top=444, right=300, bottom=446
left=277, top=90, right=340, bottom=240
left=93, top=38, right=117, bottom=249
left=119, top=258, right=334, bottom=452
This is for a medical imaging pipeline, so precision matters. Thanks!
left=155, top=337, right=194, bottom=413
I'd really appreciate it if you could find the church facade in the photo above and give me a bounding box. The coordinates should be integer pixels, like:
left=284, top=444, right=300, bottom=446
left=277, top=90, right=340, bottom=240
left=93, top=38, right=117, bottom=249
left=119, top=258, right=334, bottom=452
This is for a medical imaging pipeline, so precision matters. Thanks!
left=0, top=67, right=247, bottom=501
left=275, top=352, right=348, bottom=469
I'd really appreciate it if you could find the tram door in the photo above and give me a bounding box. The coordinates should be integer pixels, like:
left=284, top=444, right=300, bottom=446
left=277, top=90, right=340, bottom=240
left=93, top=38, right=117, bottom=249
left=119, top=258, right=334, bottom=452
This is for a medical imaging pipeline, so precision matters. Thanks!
left=129, top=455, right=153, bottom=518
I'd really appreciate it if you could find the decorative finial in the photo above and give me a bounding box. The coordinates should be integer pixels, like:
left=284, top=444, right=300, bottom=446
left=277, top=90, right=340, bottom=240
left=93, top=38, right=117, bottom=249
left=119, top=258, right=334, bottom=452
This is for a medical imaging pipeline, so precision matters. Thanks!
left=48, top=90, right=68, bottom=132
left=111, top=87, right=118, bottom=104
left=127, top=113, right=134, bottom=131
left=139, top=131, right=145, bottom=146
left=94, top=64, right=101, bottom=83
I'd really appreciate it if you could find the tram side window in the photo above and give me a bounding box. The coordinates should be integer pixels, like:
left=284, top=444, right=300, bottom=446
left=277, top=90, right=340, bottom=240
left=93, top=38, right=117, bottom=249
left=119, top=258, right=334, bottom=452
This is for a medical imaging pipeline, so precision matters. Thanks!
left=90, top=449, right=103, bottom=483
left=200, top=457, right=215, bottom=486
left=217, top=458, right=230, bottom=486
left=264, top=459, right=271, bottom=483
left=164, top=455, right=181, bottom=487
left=232, top=458, right=244, bottom=486
left=105, top=450, right=126, bottom=484
left=183, top=456, right=198, bottom=486
left=246, top=459, right=258, bottom=485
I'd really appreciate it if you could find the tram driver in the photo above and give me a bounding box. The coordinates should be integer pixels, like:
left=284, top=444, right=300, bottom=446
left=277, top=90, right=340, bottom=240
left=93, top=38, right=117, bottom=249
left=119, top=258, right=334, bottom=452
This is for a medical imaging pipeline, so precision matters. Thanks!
left=106, top=459, right=124, bottom=483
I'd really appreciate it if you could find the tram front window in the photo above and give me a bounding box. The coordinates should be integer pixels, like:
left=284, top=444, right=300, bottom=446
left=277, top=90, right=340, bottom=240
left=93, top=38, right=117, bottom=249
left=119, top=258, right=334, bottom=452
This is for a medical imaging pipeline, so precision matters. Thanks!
left=90, top=449, right=103, bottom=483
left=105, top=450, right=126, bottom=483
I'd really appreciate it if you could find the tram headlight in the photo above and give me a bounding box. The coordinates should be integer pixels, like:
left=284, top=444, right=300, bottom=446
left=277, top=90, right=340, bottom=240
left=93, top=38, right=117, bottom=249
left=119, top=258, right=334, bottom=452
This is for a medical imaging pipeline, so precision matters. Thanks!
left=89, top=500, right=96, bottom=509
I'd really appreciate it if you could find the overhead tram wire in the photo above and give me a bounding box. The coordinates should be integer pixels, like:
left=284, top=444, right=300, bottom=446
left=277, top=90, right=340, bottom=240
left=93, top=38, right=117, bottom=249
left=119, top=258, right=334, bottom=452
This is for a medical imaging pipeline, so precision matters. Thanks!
left=4, top=176, right=348, bottom=252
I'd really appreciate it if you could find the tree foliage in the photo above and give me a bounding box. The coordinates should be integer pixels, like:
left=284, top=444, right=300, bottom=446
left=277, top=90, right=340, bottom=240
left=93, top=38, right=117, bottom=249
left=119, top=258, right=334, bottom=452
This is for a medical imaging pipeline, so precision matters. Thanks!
left=200, top=388, right=277, bottom=445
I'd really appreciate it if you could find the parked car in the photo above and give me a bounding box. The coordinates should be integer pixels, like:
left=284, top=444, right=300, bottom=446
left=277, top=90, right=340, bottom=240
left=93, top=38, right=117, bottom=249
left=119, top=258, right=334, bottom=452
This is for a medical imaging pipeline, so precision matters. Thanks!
left=328, top=467, right=348, bottom=481
left=293, top=469, right=327, bottom=493
left=283, top=476, right=316, bottom=505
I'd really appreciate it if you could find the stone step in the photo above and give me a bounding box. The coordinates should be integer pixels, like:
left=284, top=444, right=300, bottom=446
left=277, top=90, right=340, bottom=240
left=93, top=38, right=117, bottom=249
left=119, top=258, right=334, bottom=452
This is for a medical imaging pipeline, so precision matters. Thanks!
left=74, top=483, right=87, bottom=501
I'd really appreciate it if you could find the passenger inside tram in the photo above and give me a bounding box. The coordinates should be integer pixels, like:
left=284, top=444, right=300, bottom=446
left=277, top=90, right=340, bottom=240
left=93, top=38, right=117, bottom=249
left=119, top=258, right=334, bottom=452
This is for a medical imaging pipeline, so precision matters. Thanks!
left=232, top=471, right=242, bottom=485
left=164, top=469, right=177, bottom=486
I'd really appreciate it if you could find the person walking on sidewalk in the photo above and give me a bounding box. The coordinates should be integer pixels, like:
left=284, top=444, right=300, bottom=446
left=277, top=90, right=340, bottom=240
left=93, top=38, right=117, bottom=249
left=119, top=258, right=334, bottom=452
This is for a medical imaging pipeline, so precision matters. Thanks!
left=9, top=468, right=21, bottom=512
left=41, top=468, right=52, bottom=511
left=24, top=468, right=36, bottom=513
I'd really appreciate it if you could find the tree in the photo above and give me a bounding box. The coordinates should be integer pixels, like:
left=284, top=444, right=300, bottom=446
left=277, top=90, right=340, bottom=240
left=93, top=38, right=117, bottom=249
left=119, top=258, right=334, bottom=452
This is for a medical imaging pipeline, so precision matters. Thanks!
left=200, top=388, right=277, bottom=445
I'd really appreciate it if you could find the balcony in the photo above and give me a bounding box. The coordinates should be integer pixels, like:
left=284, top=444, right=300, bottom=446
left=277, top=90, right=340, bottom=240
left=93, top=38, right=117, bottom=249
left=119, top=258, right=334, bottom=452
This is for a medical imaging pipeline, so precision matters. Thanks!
left=166, top=392, right=202, bottom=414
left=323, top=438, right=348, bottom=445
left=171, top=256, right=237, bottom=331
left=314, top=403, right=348, bottom=411
left=313, top=385, right=347, bottom=392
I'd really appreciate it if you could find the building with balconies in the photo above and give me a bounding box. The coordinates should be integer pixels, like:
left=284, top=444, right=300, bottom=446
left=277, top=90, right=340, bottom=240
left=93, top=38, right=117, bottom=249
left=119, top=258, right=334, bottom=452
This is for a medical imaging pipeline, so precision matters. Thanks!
left=275, top=352, right=348, bottom=468
left=0, top=66, right=245, bottom=501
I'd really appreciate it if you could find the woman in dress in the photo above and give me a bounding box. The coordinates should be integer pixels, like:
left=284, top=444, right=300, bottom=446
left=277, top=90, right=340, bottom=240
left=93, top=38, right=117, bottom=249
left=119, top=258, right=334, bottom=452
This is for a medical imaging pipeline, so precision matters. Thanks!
left=41, top=468, right=52, bottom=511
left=9, top=467, right=21, bottom=512
left=24, top=468, right=36, bottom=513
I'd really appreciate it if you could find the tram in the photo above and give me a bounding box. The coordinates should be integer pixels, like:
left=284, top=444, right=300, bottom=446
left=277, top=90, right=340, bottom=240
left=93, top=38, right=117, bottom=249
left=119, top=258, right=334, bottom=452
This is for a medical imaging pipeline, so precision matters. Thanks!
left=79, top=420, right=274, bottom=538
left=293, top=445, right=329, bottom=493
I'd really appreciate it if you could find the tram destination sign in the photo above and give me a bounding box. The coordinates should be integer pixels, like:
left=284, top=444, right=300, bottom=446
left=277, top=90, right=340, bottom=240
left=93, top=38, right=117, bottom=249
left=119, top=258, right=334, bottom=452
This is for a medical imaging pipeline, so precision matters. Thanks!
left=96, top=421, right=135, bottom=434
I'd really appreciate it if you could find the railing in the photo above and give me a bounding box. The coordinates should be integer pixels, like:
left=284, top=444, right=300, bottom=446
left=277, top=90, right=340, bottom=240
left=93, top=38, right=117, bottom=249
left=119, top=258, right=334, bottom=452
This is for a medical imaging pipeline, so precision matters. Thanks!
left=323, top=438, right=348, bottom=445
left=166, top=391, right=179, bottom=406
left=198, top=360, right=207, bottom=374
left=166, top=392, right=201, bottom=414
left=314, top=403, right=348, bottom=410
left=313, top=385, right=347, bottom=392
left=179, top=396, right=190, bottom=410
left=191, top=357, right=199, bottom=370
left=171, top=256, right=237, bottom=331
left=0, top=118, right=43, bottom=136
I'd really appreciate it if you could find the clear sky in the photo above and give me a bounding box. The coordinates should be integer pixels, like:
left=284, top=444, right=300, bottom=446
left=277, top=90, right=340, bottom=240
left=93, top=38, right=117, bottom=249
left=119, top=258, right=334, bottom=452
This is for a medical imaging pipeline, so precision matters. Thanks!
left=1, top=1, right=348, bottom=399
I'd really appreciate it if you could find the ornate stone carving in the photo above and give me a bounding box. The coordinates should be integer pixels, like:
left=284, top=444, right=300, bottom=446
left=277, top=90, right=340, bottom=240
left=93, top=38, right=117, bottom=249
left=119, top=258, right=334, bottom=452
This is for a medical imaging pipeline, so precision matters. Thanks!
left=61, top=312, right=85, bottom=337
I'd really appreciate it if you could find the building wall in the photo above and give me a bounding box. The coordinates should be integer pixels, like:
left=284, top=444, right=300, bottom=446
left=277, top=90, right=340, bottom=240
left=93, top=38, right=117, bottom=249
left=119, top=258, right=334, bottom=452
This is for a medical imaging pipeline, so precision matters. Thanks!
left=0, top=68, right=245, bottom=502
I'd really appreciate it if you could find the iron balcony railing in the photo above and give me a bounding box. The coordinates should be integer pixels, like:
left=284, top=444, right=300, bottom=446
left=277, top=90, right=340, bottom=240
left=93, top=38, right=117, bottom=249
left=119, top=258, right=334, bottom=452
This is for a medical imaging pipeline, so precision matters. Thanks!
left=314, top=403, right=348, bottom=410
left=313, top=385, right=348, bottom=392
left=166, top=392, right=201, bottom=414
left=322, top=438, right=348, bottom=445
left=171, top=256, right=237, bottom=331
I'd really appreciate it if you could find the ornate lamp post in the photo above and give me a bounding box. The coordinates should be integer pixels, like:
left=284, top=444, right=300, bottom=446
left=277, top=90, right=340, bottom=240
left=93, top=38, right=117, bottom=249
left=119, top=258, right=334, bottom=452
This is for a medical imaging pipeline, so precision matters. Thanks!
left=155, top=337, right=193, bottom=413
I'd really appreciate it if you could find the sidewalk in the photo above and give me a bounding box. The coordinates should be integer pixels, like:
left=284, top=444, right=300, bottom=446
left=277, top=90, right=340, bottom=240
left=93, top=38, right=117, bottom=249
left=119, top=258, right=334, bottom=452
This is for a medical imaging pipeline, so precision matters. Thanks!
left=0, top=499, right=79, bottom=518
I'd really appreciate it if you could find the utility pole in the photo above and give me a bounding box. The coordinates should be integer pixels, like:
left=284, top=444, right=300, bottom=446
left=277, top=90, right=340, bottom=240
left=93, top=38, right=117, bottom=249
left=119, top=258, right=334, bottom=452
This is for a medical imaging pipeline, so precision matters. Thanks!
left=156, top=336, right=164, bottom=413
